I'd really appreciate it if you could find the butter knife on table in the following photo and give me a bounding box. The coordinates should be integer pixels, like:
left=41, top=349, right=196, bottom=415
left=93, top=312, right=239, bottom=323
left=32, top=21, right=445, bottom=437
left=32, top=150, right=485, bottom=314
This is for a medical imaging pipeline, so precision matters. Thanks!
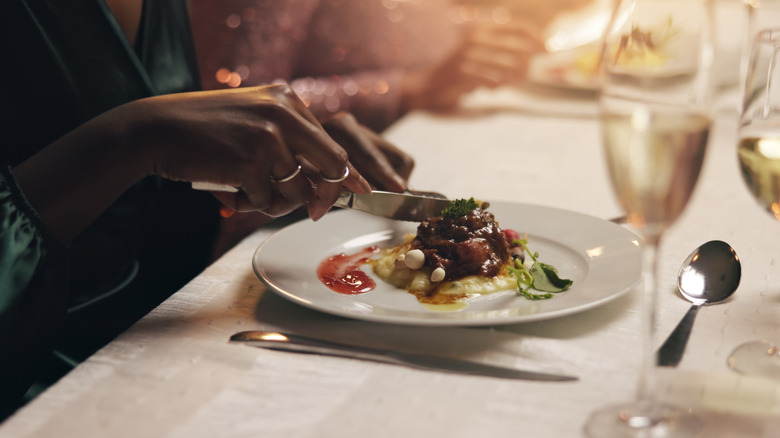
left=192, top=181, right=452, bottom=222
left=230, top=331, right=577, bottom=382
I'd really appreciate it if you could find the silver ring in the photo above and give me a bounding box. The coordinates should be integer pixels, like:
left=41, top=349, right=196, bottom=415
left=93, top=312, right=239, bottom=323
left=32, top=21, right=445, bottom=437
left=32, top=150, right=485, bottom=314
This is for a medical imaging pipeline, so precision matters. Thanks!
left=270, top=164, right=301, bottom=184
left=320, top=166, right=349, bottom=183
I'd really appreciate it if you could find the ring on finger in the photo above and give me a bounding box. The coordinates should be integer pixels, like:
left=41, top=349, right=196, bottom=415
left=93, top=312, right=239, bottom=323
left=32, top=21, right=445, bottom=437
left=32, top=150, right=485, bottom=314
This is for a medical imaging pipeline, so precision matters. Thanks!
left=320, top=166, right=349, bottom=183
left=270, top=163, right=302, bottom=184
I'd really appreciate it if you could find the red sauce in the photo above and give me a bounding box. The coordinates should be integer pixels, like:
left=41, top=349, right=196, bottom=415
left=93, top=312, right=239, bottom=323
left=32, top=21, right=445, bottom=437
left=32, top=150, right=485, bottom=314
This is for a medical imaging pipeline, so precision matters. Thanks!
left=317, top=246, right=380, bottom=295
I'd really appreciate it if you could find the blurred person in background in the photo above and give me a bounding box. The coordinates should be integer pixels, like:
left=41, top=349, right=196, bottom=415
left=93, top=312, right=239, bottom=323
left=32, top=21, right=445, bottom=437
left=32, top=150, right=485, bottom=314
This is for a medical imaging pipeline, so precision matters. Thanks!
left=190, top=0, right=593, bottom=133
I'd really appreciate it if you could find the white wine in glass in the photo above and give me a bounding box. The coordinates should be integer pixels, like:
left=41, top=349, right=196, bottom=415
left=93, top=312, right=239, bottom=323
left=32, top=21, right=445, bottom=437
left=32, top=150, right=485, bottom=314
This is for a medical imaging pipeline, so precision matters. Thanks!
left=583, top=0, right=714, bottom=436
left=729, top=27, right=780, bottom=379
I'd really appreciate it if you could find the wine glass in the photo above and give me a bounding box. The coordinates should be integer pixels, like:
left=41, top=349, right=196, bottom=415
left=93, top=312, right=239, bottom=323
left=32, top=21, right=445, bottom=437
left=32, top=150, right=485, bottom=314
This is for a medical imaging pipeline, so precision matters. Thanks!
left=583, top=0, right=714, bottom=436
left=728, top=27, right=780, bottom=379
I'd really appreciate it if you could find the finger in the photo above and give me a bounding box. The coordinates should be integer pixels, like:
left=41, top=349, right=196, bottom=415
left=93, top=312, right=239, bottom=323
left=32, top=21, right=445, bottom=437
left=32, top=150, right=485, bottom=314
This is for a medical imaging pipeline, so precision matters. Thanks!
left=228, top=175, right=310, bottom=217
left=347, top=137, right=409, bottom=191
left=259, top=189, right=308, bottom=217
left=236, top=121, right=313, bottom=214
left=298, top=151, right=369, bottom=193
left=234, top=122, right=286, bottom=211
left=272, top=171, right=314, bottom=213
left=298, top=157, right=371, bottom=221
left=254, top=87, right=375, bottom=218
left=262, top=122, right=315, bottom=215
left=260, top=95, right=370, bottom=189
left=308, top=161, right=369, bottom=221
left=361, top=128, right=415, bottom=182
left=323, top=116, right=408, bottom=192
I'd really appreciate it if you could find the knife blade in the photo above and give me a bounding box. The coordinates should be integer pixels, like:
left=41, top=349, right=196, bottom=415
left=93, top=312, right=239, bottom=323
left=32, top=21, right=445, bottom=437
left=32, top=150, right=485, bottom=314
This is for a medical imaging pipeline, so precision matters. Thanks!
left=230, top=330, right=577, bottom=382
left=334, top=190, right=452, bottom=222
left=191, top=182, right=451, bottom=222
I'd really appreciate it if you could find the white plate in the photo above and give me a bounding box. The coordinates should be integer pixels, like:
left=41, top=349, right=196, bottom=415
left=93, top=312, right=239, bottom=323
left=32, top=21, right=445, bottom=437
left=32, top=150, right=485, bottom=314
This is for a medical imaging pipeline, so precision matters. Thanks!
left=544, top=0, right=614, bottom=53
left=528, top=48, right=600, bottom=91
left=530, top=0, right=613, bottom=91
left=252, top=201, right=642, bottom=326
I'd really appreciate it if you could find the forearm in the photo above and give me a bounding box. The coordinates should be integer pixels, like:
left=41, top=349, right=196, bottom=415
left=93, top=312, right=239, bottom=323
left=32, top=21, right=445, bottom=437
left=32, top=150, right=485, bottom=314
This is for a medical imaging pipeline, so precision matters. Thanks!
left=12, top=107, right=149, bottom=244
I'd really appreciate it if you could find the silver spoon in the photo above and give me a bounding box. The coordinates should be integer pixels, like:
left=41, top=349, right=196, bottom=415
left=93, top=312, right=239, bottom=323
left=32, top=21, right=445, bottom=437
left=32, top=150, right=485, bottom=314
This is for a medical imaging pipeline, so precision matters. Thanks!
left=656, top=240, right=741, bottom=367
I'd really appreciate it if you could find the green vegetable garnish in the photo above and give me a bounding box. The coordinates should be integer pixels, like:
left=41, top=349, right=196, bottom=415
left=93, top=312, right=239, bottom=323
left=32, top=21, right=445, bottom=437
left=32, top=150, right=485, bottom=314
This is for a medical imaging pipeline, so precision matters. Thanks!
left=441, top=198, right=480, bottom=218
left=507, top=237, right=572, bottom=300
left=529, top=262, right=573, bottom=292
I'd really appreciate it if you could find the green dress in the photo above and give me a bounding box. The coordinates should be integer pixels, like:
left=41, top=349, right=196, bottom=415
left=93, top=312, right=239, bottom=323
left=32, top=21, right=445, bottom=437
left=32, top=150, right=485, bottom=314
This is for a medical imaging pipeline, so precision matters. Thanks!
left=0, top=0, right=221, bottom=414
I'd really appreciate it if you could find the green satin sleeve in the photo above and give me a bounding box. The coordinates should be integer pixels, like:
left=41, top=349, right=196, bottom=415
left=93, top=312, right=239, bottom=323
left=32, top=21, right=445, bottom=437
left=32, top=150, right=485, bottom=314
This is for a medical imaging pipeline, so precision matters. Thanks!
left=0, top=170, right=46, bottom=303
left=0, top=166, right=68, bottom=412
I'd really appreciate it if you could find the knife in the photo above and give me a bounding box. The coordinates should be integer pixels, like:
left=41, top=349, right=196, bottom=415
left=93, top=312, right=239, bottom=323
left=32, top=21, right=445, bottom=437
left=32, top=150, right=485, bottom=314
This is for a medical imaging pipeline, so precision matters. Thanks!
left=334, top=190, right=452, bottom=222
left=230, top=330, right=577, bottom=382
left=192, top=181, right=453, bottom=222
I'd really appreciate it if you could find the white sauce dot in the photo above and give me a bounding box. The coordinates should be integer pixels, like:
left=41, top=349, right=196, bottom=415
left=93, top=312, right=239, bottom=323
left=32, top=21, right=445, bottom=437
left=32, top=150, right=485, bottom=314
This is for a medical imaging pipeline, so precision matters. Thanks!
left=404, top=249, right=425, bottom=270
left=431, top=267, right=446, bottom=283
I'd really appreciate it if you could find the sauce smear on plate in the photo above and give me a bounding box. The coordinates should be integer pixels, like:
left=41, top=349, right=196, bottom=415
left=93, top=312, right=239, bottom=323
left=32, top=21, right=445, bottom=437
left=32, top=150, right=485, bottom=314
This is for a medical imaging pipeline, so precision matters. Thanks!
left=317, top=246, right=379, bottom=294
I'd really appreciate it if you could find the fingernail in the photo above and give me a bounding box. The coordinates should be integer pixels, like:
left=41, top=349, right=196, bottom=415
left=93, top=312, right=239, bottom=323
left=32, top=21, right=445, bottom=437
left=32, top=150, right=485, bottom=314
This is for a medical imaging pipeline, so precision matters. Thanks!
left=309, top=207, right=324, bottom=221
left=358, top=176, right=372, bottom=193
left=394, top=176, right=408, bottom=191
left=309, top=201, right=329, bottom=221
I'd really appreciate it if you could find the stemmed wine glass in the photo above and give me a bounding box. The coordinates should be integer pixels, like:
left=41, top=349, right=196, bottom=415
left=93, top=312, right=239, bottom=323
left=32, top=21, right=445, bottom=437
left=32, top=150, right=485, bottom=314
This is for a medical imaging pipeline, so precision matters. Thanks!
left=728, top=27, right=780, bottom=379
left=583, top=0, right=714, bottom=436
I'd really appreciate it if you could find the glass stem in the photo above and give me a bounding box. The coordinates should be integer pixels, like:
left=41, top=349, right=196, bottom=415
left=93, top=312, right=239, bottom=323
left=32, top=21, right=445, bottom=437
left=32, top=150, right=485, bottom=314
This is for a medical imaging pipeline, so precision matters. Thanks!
left=636, top=234, right=660, bottom=410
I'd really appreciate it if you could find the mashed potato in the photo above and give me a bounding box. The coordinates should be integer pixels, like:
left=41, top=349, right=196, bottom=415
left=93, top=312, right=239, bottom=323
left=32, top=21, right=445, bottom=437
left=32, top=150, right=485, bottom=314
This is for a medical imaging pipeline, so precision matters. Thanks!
left=372, top=234, right=516, bottom=305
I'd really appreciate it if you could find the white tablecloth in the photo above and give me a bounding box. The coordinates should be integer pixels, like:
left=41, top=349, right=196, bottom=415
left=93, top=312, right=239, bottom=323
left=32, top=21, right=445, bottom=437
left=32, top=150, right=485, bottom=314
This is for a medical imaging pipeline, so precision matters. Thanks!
left=2, top=89, right=780, bottom=437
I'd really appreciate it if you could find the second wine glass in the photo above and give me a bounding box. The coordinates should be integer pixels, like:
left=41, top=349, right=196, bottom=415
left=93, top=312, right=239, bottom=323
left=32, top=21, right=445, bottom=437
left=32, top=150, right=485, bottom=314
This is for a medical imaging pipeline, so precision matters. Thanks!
left=728, top=27, right=780, bottom=380
left=583, top=0, right=714, bottom=436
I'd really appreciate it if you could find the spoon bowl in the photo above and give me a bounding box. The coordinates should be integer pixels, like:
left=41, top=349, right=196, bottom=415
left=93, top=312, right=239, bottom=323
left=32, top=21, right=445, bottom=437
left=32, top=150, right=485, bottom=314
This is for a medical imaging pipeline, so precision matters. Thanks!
left=677, top=240, right=742, bottom=305
left=656, top=240, right=741, bottom=367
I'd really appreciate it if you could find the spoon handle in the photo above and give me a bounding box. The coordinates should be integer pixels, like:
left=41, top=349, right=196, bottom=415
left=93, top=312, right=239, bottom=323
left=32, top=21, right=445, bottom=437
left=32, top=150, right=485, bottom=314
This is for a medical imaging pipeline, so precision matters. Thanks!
left=657, top=304, right=701, bottom=367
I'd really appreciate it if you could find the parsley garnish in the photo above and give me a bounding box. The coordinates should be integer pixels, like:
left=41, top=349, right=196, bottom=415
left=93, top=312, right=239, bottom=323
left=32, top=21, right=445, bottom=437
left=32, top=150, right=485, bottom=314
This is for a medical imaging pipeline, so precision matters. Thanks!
left=441, top=198, right=480, bottom=218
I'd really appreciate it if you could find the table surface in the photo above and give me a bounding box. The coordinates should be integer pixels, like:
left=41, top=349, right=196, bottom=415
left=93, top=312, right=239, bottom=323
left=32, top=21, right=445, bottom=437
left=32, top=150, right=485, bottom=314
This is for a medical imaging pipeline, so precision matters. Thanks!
left=3, top=86, right=780, bottom=437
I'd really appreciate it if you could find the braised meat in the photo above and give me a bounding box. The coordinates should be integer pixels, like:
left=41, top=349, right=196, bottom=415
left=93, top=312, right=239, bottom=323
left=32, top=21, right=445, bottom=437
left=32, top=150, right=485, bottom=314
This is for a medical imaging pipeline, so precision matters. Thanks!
left=410, top=208, right=511, bottom=281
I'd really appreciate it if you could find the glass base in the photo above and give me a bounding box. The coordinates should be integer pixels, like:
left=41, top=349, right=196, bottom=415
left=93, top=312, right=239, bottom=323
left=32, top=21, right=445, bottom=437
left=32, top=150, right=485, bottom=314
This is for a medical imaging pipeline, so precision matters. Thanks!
left=583, top=402, right=701, bottom=438
left=727, top=340, right=780, bottom=379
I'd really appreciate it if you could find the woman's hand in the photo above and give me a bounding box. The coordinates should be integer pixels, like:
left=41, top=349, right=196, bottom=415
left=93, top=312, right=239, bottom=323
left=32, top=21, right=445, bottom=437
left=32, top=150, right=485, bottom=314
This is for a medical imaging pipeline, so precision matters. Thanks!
left=13, top=84, right=377, bottom=243
left=134, top=84, right=372, bottom=220
left=401, top=19, right=546, bottom=112
left=320, top=112, right=414, bottom=192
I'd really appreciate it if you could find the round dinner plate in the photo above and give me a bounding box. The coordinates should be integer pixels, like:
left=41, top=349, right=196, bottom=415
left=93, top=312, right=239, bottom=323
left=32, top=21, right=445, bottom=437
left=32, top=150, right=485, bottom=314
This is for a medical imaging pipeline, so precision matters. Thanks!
left=252, top=201, right=642, bottom=326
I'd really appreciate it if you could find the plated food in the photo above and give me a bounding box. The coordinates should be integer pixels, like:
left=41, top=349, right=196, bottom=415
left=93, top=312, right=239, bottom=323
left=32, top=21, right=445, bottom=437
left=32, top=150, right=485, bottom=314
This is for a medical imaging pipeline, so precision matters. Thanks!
left=317, top=198, right=572, bottom=308
left=253, top=201, right=642, bottom=325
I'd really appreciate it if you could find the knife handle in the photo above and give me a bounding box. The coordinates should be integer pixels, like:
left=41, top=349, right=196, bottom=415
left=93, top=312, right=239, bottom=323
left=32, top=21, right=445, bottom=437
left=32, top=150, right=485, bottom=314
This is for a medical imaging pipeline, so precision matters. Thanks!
left=194, top=183, right=353, bottom=204
left=191, top=182, right=238, bottom=192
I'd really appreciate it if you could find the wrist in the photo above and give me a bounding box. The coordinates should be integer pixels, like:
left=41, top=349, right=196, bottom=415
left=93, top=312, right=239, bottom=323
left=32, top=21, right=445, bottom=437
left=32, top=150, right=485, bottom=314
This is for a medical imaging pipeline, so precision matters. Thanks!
left=113, top=98, right=161, bottom=180
left=12, top=101, right=152, bottom=243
